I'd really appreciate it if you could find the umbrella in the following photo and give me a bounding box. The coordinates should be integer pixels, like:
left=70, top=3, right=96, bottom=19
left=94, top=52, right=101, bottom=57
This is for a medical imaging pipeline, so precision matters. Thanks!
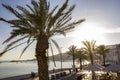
left=103, top=63, right=120, bottom=72
left=83, top=64, right=104, bottom=71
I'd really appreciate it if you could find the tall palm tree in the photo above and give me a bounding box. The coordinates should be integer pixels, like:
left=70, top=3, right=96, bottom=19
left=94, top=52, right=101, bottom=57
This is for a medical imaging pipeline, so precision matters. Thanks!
left=82, top=40, right=96, bottom=80
left=67, top=45, right=77, bottom=67
left=0, top=0, right=85, bottom=80
left=97, top=45, right=109, bottom=66
left=76, top=48, right=88, bottom=70
left=82, top=40, right=96, bottom=65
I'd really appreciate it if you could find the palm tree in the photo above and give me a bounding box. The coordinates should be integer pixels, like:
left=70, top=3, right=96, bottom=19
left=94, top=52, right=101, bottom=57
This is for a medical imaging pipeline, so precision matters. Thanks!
left=76, top=48, right=88, bottom=70
left=82, top=40, right=96, bottom=80
left=0, top=0, right=85, bottom=80
left=67, top=45, right=77, bottom=67
left=82, top=40, right=96, bottom=65
left=97, top=45, right=109, bottom=66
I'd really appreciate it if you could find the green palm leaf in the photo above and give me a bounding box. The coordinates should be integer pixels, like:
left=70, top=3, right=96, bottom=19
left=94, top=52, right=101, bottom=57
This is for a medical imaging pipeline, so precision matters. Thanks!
left=19, top=39, right=35, bottom=59
left=0, top=41, right=27, bottom=56
left=51, top=39, right=61, bottom=53
left=49, top=43, right=56, bottom=67
left=3, top=36, right=28, bottom=52
left=2, top=4, right=24, bottom=19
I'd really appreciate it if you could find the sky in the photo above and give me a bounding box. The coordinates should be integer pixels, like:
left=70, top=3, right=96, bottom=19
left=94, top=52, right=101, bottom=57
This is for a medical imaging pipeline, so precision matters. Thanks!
left=0, top=0, right=120, bottom=60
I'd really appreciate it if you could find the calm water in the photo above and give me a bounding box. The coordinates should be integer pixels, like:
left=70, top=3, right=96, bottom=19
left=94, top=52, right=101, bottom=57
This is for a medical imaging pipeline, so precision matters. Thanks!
left=0, top=61, right=73, bottom=79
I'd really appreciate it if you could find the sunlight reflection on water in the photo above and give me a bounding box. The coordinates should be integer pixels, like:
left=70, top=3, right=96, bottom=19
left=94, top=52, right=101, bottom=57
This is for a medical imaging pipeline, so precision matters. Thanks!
left=0, top=61, right=72, bottom=79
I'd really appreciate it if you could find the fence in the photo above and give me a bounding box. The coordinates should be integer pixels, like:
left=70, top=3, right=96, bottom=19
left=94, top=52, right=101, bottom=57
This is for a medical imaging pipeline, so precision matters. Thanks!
left=51, top=72, right=76, bottom=80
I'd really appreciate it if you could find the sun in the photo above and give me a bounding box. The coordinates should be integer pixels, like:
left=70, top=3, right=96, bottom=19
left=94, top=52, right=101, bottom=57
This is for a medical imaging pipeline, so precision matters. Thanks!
left=71, top=21, right=107, bottom=45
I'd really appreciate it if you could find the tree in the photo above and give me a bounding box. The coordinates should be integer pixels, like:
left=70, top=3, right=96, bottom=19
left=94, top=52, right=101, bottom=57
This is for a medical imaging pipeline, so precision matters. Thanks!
left=67, top=45, right=77, bottom=65
left=82, top=40, right=96, bottom=65
left=0, top=0, right=85, bottom=80
left=67, top=45, right=77, bottom=66
left=82, top=40, right=96, bottom=80
left=75, top=48, right=88, bottom=70
left=96, top=45, right=109, bottom=66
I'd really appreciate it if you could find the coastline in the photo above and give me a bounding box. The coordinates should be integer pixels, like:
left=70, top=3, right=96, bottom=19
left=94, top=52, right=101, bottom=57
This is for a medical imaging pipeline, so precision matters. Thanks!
left=0, top=73, right=37, bottom=80
left=0, top=68, right=71, bottom=80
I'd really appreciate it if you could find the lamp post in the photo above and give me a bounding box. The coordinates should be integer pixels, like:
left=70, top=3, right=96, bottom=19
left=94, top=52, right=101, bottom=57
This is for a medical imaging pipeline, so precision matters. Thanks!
left=60, top=47, right=63, bottom=71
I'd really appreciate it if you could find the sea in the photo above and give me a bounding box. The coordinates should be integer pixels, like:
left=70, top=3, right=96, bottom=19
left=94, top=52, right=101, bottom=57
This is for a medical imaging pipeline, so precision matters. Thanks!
left=0, top=61, right=73, bottom=79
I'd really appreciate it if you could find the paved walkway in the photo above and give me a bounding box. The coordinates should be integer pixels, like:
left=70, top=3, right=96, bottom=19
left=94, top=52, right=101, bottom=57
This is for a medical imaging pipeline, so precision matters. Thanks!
left=1, top=68, right=72, bottom=80
left=26, top=70, right=70, bottom=80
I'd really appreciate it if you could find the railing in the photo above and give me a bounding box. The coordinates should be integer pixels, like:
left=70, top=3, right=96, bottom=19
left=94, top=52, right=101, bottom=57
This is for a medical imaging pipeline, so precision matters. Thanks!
left=60, top=72, right=76, bottom=80
left=1, top=68, right=79, bottom=80
left=50, top=71, right=77, bottom=80
left=49, top=67, right=79, bottom=80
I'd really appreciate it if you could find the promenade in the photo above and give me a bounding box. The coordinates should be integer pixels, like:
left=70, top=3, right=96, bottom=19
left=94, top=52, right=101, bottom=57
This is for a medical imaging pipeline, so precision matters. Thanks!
left=0, top=68, right=76, bottom=80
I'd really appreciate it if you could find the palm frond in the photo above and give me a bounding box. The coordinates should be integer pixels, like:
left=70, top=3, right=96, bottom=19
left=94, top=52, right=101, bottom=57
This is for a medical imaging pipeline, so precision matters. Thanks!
left=16, top=5, right=30, bottom=16
left=39, top=0, right=48, bottom=29
left=2, top=4, right=24, bottom=19
left=27, top=36, right=32, bottom=43
left=31, top=0, right=39, bottom=14
left=26, top=4, right=35, bottom=13
left=46, top=5, right=58, bottom=32
left=53, top=30, right=66, bottom=36
left=0, top=17, right=8, bottom=22
left=54, top=19, right=85, bottom=33
left=64, top=19, right=85, bottom=28
left=68, top=45, right=77, bottom=56
left=0, top=41, right=27, bottom=57
left=3, top=35, right=18, bottom=44
left=55, top=5, right=75, bottom=29
left=19, top=39, right=35, bottom=59
left=3, top=36, right=28, bottom=53
left=91, top=40, right=96, bottom=50
left=0, top=17, right=32, bottom=30
left=48, top=0, right=68, bottom=28
left=51, top=39, right=61, bottom=53
left=49, top=43, right=56, bottom=67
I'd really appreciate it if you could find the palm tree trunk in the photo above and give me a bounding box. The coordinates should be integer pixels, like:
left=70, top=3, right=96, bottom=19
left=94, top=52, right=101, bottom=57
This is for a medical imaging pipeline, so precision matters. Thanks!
left=79, top=58, right=82, bottom=70
left=73, top=55, right=75, bottom=66
left=117, top=72, right=120, bottom=80
left=90, top=53, right=95, bottom=80
left=103, top=56, right=105, bottom=66
left=90, top=53, right=94, bottom=65
left=60, top=54, right=63, bottom=71
left=72, top=54, right=75, bottom=72
left=36, top=35, right=49, bottom=80
left=92, top=71, right=96, bottom=80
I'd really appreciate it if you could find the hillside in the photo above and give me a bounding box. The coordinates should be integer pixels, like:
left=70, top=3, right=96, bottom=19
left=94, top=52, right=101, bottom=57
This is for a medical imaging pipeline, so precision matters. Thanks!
left=0, top=53, right=73, bottom=63
left=49, top=53, right=72, bottom=61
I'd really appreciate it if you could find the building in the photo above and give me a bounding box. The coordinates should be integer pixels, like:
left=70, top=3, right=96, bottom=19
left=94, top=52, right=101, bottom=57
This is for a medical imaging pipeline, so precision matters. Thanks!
left=105, top=44, right=120, bottom=64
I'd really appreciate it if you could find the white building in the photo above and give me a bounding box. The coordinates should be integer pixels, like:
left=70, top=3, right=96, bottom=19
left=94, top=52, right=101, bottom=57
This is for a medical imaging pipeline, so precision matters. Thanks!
left=105, top=44, right=120, bottom=64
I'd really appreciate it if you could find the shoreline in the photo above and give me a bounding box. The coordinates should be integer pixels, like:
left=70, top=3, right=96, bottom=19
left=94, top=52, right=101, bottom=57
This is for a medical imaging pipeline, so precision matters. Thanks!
left=0, top=68, right=72, bottom=80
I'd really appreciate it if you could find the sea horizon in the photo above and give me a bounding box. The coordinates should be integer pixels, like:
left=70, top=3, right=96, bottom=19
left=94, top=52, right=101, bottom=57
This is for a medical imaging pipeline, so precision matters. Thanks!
left=0, top=61, right=73, bottom=79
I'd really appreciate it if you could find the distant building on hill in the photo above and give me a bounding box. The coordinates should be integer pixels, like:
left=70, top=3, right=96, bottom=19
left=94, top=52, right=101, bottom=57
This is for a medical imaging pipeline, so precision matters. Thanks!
left=105, top=44, right=120, bottom=65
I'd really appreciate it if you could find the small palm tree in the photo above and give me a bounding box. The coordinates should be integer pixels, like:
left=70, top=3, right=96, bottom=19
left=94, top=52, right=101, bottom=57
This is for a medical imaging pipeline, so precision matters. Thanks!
left=97, top=45, right=109, bottom=66
left=76, top=48, right=88, bottom=70
left=67, top=45, right=77, bottom=66
left=0, top=0, right=85, bottom=80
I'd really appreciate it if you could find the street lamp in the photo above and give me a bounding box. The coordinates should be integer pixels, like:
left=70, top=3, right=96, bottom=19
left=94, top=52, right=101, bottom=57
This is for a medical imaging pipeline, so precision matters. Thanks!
left=60, top=47, right=63, bottom=71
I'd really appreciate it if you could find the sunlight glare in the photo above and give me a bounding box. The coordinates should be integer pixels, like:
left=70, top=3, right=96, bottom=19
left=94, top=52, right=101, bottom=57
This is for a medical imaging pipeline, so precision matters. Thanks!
left=71, top=21, right=107, bottom=46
